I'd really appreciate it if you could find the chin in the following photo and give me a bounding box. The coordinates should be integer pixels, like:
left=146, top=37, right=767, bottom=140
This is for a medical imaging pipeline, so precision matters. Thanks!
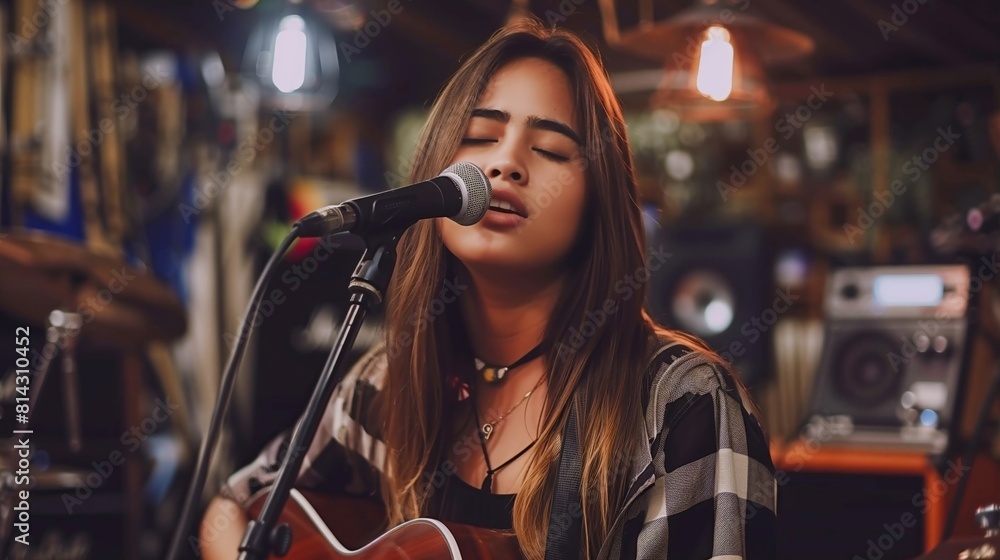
left=448, top=244, right=526, bottom=270
left=445, top=241, right=538, bottom=273
left=440, top=221, right=570, bottom=274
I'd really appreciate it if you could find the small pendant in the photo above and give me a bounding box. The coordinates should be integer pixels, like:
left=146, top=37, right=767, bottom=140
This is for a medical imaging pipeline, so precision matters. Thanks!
left=481, top=423, right=494, bottom=440
left=447, top=375, right=471, bottom=402
left=475, top=359, right=510, bottom=385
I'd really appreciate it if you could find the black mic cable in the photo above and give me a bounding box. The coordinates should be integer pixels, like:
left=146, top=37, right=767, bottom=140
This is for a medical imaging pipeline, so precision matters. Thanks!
left=165, top=225, right=302, bottom=560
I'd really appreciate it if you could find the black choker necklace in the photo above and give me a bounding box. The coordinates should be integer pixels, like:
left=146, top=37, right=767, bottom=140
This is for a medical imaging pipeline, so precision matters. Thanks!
left=473, top=342, right=547, bottom=385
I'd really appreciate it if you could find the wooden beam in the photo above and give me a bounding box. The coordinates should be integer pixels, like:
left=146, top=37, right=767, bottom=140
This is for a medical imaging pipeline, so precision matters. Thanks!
left=113, top=1, right=214, bottom=52
left=392, top=7, right=480, bottom=60
left=771, top=63, right=1000, bottom=99
left=754, top=0, right=856, bottom=59
left=463, top=0, right=510, bottom=21
left=936, top=1, right=1000, bottom=53
left=612, top=63, right=1000, bottom=98
left=870, top=80, right=890, bottom=262
left=842, top=0, right=969, bottom=65
left=598, top=0, right=622, bottom=45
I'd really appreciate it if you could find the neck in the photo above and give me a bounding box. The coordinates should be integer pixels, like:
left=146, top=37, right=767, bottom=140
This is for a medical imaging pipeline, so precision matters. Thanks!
left=456, top=263, right=564, bottom=366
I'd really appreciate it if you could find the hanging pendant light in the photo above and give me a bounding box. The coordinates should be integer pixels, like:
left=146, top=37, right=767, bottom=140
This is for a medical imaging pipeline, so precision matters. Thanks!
left=652, top=25, right=774, bottom=121
left=695, top=26, right=735, bottom=102
left=242, top=1, right=340, bottom=112
left=601, top=0, right=813, bottom=121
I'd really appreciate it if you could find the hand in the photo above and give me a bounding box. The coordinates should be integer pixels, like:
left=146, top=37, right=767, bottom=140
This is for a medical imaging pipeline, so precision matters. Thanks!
left=199, top=496, right=250, bottom=560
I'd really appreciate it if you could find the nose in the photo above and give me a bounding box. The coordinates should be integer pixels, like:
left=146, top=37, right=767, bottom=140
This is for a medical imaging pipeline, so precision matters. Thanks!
left=484, top=147, right=528, bottom=186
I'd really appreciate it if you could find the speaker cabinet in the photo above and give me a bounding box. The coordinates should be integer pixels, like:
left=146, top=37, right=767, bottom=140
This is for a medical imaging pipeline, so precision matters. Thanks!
left=648, top=223, right=772, bottom=386
left=772, top=442, right=944, bottom=560
left=773, top=439, right=1000, bottom=560
left=778, top=470, right=926, bottom=559
left=803, top=265, right=972, bottom=454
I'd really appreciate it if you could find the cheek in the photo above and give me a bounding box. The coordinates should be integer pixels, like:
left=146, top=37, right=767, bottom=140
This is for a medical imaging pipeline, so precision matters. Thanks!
left=530, top=179, right=587, bottom=244
left=437, top=218, right=459, bottom=248
left=538, top=169, right=586, bottom=219
left=448, top=152, right=489, bottom=181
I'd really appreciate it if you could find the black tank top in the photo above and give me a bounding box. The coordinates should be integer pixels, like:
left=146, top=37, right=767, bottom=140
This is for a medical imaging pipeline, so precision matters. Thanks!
left=434, top=469, right=516, bottom=531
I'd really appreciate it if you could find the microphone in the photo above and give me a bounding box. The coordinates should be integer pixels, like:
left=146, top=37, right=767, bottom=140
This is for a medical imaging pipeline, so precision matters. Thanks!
left=295, top=161, right=492, bottom=238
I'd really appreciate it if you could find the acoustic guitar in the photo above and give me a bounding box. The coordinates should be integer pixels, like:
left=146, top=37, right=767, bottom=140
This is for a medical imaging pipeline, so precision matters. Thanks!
left=245, top=488, right=523, bottom=559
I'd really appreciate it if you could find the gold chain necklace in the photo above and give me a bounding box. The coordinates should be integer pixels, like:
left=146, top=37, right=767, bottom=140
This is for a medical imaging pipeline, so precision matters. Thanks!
left=476, top=376, right=545, bottom=441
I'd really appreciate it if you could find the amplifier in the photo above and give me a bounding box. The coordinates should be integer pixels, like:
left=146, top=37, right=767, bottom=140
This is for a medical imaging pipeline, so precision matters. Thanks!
left=802, top=265, right=973, bottom=454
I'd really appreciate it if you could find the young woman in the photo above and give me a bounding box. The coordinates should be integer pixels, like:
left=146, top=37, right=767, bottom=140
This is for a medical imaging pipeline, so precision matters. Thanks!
left=201, top=18, right=776, bottom=560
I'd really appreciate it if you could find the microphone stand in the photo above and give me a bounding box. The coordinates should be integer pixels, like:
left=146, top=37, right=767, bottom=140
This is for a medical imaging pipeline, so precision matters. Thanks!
left=237, top=230, right=400, bottom=560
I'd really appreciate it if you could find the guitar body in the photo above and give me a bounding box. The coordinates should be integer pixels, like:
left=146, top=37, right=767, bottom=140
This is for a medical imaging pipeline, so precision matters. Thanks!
left=246, top=489, right=523, bottom=559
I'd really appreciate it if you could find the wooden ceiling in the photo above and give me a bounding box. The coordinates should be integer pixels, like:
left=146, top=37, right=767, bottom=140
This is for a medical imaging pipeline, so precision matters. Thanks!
left=112, top=0, right=1000, bottom=111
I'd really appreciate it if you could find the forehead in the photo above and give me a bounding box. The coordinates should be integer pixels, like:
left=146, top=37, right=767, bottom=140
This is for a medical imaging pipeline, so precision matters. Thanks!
left=478, top=57, right=577, bottom=126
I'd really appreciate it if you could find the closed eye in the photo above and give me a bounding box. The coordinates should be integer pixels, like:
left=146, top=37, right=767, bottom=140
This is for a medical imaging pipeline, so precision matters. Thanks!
left=534, top=148, right=570, bottom=162
left=461, top=138, right=570, bottom=162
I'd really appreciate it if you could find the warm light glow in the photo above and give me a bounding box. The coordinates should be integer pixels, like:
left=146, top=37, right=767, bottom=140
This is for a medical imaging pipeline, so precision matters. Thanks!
left=804, top=125, right=838, bottom=169
left=704, top=300, right=734, bottom=334
left=272, top=15, right=308, bottom=93
left=695, top=26, right=734, bottom=102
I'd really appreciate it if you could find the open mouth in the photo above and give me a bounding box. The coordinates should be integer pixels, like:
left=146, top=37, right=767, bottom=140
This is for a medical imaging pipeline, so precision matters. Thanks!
left=488, top=200, right=525, bottom=217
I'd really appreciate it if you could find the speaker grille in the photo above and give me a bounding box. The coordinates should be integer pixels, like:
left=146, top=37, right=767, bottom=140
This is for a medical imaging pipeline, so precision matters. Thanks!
left=832, top=331, right=904, bottom=407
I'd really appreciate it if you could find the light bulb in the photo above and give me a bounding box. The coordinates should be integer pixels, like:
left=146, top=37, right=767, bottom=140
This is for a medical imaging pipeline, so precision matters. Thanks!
left=695, top=26, right=734, bottom=102
left=272, top=15, right=308, bottom=93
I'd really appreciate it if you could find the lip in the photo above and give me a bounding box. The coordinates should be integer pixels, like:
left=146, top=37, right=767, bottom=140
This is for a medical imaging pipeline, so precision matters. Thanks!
left=488, top=189, right=529, bottom=218
left=481, top=209, right=526, bottom=229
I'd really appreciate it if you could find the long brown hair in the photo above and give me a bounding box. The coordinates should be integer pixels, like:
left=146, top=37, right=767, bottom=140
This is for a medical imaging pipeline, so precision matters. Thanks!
left=375, top=18, right=757, bottom=559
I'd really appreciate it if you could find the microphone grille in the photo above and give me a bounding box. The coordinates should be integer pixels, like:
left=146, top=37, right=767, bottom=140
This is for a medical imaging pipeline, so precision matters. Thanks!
left=443, top=161, right=492, bottom=226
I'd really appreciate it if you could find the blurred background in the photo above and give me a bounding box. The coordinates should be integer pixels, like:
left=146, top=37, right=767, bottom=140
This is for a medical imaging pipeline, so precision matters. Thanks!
left=0, top=0, right=999, bottom=558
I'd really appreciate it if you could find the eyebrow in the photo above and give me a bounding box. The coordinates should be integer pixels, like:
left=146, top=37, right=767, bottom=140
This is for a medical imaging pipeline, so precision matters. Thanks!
left=470, top=107, right=582, bottom=146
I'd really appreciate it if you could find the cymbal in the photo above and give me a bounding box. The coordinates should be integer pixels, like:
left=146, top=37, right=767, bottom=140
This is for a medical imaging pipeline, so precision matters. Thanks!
left=0, top=229, right=186, bottom=346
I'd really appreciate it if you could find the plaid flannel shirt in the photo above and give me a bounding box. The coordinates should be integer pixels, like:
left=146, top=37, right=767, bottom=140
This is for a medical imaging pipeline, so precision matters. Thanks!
left=222, top=339, right=777, bottom=559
